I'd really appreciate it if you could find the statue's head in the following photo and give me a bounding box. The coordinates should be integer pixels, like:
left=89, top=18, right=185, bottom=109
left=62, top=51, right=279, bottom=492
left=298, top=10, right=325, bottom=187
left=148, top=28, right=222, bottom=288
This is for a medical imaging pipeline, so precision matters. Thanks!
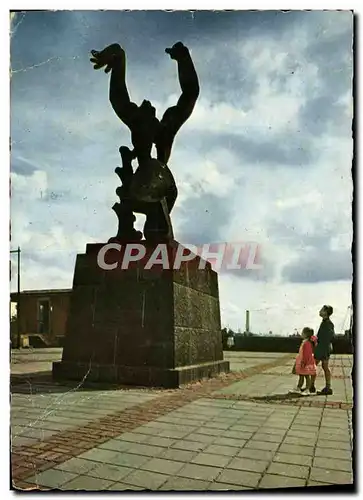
left=138, top=99, right=160, bottom=134
left=140, top=100, right=157, bottom=119
left=133, top=100, right=160, bottom=158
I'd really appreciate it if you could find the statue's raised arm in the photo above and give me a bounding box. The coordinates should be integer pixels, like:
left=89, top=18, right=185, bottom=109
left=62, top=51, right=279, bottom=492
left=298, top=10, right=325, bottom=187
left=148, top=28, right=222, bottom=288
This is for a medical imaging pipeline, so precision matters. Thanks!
left=90, top=43, right=139, bottom=131
left=156, top=42, right=200, bottom=164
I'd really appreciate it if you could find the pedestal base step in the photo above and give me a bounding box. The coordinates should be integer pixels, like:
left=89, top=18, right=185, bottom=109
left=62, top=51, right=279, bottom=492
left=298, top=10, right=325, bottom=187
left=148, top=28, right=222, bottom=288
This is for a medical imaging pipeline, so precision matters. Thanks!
left=52, top=360, right=230, bottom=388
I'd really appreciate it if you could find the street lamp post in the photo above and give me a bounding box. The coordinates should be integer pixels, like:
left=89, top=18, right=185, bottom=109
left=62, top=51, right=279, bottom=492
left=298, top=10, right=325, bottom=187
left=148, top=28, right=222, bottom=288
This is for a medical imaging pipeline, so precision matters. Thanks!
left=10, top=247, right=21, bottom=348
left=349, top=304, right=353, bottom=351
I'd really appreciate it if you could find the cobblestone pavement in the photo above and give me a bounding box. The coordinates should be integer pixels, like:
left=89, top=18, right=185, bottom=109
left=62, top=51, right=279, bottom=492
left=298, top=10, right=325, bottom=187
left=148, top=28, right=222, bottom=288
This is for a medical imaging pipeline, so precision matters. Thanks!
left=10, top=351, right=354, bottom=491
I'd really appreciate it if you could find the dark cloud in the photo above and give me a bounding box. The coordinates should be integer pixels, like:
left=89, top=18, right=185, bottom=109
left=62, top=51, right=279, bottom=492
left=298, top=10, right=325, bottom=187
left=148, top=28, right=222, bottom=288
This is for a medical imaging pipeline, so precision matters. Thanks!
left=176, top=185, right=232, bottom=245
left=266, top=221, right=335, bottom=250
left=282, top=248, right=352, bottom=283
left=265, top=220, right=352, bottom=284
left=23, top=250, right=76, bottom=271
left=297, top=19, right=353, bottom=136
left=220, top=255, right=276, bottom=283
left=11, top=11, right=75, bottom=67
left=193, top=45, right=258, bottom=109
left=186, top=10, right=304, bottom=40
left=299, top=95, right=352, bottom=137
left=10, top=156, right=38, bottom=176
left=304, top=28, right=353, bottom=97
left=187, top=130, right=314, bottom=167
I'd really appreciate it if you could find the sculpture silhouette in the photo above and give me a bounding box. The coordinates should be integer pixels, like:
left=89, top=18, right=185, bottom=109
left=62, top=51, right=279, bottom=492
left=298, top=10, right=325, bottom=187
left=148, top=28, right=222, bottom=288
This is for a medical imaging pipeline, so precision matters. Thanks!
left=90, top=42, right=199, bottom=242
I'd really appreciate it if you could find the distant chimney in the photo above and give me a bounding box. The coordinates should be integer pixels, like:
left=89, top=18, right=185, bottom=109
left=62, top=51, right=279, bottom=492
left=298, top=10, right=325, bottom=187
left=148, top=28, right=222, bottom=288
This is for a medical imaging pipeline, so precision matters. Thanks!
left=245, top=310, right=250, bottom=334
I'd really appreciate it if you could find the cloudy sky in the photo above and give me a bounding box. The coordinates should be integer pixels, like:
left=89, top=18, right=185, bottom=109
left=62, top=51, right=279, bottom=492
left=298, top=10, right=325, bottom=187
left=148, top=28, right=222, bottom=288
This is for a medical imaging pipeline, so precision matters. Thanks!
left=10, top=10, right=353, bottom=335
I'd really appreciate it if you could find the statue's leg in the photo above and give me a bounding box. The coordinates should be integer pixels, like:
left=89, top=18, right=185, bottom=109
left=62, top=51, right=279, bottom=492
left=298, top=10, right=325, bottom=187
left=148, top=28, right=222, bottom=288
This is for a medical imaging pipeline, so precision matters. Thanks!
left=143, top=204, right=169, bottom=242
left=161, top=198, right=174, bottom=240
left=111, top=184, right=177, bottom=243
left=110, top=200, right=142, bottom=242
left=143, top=185, right=177, bottom=242
left=165, top=181, right=178, bottom=213
left=117, top=146, right=135, bottom=188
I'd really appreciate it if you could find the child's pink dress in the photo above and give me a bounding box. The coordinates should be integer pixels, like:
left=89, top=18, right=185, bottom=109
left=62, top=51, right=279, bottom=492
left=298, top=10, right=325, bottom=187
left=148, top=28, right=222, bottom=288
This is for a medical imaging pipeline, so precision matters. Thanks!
left=295, top=337, right=317, bottom=376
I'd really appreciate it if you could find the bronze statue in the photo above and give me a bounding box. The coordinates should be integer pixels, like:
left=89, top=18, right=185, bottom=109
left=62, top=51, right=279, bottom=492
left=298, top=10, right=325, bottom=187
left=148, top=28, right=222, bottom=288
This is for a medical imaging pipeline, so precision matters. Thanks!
left=90, top=42, right=199, bottom=242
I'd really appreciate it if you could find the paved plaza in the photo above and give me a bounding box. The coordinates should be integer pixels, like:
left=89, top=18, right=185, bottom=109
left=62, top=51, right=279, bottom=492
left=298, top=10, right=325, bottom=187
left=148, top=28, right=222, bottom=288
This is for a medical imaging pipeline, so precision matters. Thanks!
left=10, top=349, right=354, bottom=491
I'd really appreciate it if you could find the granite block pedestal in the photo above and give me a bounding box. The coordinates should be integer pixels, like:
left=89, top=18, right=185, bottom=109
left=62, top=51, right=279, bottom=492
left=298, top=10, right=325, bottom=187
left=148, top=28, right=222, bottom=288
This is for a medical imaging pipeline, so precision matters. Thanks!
left=52, top=241, right=229, bottom=388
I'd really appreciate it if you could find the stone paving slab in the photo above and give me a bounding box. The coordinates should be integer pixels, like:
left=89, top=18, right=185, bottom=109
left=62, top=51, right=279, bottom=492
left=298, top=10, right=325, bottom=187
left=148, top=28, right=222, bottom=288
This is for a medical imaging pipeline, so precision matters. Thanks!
left=62, top=475, right=115, bottom=490
left=11, top=389, right=160, bottom=447
left=224, top=352, right=289, bottom=373
left=158, top=476, right=210, bottom=490
left=11, top=352, right=354, bottom=492
left=259, top=474, right=306, bottom=489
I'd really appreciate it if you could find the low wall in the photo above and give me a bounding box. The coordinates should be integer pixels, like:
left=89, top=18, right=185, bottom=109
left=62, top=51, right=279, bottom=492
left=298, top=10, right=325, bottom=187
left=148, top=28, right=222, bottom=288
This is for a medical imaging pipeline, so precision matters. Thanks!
left=225, top=335, right=352, bottom=354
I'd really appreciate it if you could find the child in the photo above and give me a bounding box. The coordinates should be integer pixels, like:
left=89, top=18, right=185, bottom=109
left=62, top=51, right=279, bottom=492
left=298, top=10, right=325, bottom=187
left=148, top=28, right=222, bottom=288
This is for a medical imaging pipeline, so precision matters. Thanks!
left=290, top=327, right=317, bottom=395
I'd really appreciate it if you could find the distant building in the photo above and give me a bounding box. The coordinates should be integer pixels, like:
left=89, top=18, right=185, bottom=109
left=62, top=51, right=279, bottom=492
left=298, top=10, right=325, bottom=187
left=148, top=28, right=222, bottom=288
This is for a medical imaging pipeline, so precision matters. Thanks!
left=10, top=288, right=71, bottom=346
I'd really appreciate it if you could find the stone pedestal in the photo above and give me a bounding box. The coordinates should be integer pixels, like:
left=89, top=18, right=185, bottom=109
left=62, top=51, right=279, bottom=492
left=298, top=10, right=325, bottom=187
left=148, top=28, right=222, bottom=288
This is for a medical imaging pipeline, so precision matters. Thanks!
left=52, top=241, right=229, bottom=388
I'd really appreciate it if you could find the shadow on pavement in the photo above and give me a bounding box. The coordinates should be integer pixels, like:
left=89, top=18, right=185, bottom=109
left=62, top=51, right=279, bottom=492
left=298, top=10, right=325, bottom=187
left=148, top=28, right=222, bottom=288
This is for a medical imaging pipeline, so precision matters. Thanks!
left=249, top=392, right=306, bottom=401
left=10, top=372, right=169, bottom=395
